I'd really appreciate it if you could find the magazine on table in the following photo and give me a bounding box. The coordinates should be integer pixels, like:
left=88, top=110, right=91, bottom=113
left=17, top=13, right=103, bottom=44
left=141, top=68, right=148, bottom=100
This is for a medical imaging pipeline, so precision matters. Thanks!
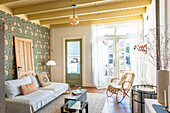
left=72, top=89, right=82, bottom=95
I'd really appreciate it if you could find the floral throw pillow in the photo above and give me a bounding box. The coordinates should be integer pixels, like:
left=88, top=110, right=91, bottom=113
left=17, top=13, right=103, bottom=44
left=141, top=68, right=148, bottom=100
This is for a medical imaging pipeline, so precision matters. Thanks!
left=37, top=72, right=51, bottom=87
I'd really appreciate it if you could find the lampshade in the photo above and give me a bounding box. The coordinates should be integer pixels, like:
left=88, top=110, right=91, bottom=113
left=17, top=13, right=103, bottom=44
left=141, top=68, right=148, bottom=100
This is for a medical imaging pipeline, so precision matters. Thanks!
left=69, top=15, right=79, bottom=25
left=69, top=4, right=79, bottom=25
left=46, top=60, right=56, bottom=66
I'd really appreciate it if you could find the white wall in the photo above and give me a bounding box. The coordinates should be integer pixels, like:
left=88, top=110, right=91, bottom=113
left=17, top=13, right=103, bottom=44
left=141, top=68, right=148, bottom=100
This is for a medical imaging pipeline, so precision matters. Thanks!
left=144, top=0, right=170, bottom=85
left=144, top=0, right=157, bottom=85
left=50, top=25, right=93, bottom=86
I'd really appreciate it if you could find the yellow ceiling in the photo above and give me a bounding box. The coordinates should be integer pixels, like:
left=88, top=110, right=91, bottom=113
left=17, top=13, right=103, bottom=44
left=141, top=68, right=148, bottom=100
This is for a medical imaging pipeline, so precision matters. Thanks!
left=0, top=0, right=151, bottom=28
left=5, top=0, right=58, bottom=8
left=4, top=0, right=128, bottom=8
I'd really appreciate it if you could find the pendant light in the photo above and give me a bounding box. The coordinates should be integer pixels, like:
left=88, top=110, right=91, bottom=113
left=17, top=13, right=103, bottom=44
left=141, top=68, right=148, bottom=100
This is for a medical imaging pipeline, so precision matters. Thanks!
left=69, top=4, right=79, bottom=25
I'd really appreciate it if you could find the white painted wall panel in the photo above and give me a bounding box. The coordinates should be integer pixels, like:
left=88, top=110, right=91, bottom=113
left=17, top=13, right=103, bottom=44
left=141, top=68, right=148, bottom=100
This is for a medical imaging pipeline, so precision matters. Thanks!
left=144, top=0, right=170, bottom=85
left=50, top=25, right=93, bottom=86
left=144, top=0, right=157, bottom=85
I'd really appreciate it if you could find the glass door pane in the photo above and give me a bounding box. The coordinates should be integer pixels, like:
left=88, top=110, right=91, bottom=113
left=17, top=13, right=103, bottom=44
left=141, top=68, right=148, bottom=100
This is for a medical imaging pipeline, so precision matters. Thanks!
left=119, top=39, right=125, bottom=74
left=67, top=41, right=80, bottom=74
left=65, top=39, right=82, bottom=86
left=103, top=40, right=115, bottom=77
left=117, top=39, right=131, bottom=75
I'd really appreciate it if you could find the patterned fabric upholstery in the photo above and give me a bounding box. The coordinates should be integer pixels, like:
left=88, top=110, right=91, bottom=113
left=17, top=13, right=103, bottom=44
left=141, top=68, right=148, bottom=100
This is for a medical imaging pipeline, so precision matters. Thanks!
left=37, top=72, right=51, bottom=87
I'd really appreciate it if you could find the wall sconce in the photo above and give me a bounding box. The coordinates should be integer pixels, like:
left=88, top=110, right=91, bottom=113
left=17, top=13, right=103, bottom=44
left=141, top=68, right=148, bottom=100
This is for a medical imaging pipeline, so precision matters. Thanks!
left=134, top=44, right=147, bottom=54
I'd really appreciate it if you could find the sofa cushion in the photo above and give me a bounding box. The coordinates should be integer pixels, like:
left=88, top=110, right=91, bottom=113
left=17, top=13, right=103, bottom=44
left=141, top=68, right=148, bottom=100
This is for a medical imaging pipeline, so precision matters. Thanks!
left=20, top=82, right=38, bottom=95
left=38, top=82, right=69, bottom=94
left=37, top=72, right=51, bottom=87
left=30, top=76, right=40, bottom=88
left=5, top=76, right=32, bottom=98
left=5, top=90, right=55, bottom=112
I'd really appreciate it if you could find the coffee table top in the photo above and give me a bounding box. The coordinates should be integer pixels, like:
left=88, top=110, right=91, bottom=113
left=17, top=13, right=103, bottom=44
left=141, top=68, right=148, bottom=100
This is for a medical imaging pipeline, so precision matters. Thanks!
left=66, top=89, right=87, bottom=100
left=62, top=100, right=88, bottom=112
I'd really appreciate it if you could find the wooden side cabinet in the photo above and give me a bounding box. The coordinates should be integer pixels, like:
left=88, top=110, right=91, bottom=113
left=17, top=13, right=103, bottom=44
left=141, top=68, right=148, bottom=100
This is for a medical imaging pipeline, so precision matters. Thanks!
left=0, top=20, right=5, bottom=113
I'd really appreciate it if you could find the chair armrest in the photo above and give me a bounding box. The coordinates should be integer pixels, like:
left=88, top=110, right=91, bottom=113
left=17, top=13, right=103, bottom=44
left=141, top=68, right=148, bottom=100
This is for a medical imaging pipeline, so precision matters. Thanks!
left=111, top=78, right=119, bottom=83
left=122, top=81, right=132, bottom=90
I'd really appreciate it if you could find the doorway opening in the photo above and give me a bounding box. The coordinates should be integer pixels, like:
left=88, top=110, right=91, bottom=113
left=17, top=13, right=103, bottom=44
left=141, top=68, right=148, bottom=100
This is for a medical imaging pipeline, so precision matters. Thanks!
left=65, top=39, right=82, bottom=86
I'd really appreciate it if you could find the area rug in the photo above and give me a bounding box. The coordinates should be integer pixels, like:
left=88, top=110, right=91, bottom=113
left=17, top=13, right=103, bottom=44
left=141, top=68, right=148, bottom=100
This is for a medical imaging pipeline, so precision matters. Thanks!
left=36, top=93, right=106, bottom=113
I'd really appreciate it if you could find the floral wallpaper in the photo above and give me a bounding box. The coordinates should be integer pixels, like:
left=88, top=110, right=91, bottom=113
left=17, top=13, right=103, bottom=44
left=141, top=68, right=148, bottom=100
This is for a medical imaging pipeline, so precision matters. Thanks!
left=0, top=10, right=51, bottom=81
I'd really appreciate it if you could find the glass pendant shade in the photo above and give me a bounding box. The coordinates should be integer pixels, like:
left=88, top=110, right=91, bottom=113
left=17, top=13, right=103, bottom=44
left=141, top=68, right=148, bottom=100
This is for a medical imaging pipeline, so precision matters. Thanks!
left=69, top=15, right=79, bottom=25
left=69, top=4, right=79, bottom=25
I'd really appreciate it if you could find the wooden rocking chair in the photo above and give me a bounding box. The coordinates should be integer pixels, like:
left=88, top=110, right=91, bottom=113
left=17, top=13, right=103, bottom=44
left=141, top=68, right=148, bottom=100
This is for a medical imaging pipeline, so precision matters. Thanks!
left=106, top=72, right=135, bottom=103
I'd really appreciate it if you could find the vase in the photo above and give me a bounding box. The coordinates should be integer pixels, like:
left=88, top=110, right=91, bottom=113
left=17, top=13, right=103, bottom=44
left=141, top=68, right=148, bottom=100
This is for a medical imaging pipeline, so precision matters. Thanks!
left=157, top=70, right=169, bottom=105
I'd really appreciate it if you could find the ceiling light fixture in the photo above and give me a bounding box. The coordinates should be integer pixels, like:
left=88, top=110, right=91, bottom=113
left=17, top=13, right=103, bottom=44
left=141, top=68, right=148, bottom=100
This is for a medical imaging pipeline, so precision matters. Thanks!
left=69, top=4, right=79, bottom=25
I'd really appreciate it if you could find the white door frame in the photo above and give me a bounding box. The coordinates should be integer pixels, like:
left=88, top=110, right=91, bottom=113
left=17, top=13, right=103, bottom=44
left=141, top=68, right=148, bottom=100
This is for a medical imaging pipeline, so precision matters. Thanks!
left=63, top=36, right=85, bottom=86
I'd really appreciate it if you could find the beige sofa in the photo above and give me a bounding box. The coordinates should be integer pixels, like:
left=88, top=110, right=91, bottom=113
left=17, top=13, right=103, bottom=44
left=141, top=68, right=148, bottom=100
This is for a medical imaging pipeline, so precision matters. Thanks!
left=5, top=76, right=70, bottom=113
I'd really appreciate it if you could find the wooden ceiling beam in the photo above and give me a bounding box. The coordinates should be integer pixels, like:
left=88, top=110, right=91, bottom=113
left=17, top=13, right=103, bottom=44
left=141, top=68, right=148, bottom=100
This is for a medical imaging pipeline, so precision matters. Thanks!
left=28, top=0, right=151, bottom=21
left=40, top=7, right=146, bottom=25
left=0, top=0, right=20, bottom=5
left=50, top=15, right=143, bottom=28
left=13, top=0, right=104, bottom=15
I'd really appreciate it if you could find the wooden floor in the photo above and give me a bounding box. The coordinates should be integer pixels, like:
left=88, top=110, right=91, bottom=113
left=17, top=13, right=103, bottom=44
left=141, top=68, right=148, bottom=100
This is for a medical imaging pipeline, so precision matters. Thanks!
left=70, top=86, right=131, bottom=113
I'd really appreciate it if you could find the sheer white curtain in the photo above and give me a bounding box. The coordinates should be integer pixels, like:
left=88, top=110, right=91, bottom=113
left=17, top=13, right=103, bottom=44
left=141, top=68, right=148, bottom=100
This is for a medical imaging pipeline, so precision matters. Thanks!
left=109, top=20, right=143, bottom=84
left=127, top=20, right=144, bottom=84
left=91, top=20, right=144, bottom=88
left=91, top=24, right=106, bottom=89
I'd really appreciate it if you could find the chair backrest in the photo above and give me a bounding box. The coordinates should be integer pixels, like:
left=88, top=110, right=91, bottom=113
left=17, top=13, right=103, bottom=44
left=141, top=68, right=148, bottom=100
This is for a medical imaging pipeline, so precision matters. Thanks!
left=117, top=72, right=135, bottom=87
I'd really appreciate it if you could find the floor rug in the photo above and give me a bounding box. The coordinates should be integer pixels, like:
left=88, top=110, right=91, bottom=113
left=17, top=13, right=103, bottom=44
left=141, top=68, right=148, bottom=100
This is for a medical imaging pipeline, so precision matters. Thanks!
left=36, top=93, right=106, bottom=113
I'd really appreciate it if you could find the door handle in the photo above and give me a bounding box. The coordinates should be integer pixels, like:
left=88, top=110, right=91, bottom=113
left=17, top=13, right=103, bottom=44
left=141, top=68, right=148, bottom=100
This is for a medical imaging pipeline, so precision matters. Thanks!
left=18, top=66, right=22, bottom=71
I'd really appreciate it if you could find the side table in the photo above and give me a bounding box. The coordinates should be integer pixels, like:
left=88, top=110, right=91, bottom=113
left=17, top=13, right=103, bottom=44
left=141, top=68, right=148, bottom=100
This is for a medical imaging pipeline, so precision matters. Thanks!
left=131, top=85, right=157, bottom=113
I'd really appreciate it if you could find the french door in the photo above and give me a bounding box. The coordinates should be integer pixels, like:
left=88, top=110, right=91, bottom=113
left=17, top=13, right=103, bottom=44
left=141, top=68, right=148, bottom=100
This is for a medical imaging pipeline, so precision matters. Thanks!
left=104, top=38, right=132, bottom=78
left=65, top=39, right=82, bottom=86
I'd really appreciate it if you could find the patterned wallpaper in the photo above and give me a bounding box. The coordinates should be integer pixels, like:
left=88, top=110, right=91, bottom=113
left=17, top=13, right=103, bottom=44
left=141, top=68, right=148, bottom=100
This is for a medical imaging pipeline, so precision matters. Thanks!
left=0, top=10, right=51, bottom=81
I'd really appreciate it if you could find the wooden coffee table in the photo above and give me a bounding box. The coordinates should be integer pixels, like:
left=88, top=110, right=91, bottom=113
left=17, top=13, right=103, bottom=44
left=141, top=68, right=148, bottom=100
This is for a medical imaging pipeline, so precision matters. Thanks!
left=65, top=89, right=87, bottom=103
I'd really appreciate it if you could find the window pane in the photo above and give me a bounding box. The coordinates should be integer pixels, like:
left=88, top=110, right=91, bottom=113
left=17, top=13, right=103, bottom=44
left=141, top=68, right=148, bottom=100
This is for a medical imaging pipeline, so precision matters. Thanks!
left=125, top=39, right=131, bottom=71
left=109, top=59, right=113, bottom=64
left=119, top=59, right=124, bottom=69
left=103, top=27, right=115, bottom=37
left=108, top=40, right=113, bottom=49
left=119, top=49, right=124, bottom=58
left=67, top=41, right=80, bottom=55
left=109, top=54, right=113, bottom=58
left=126, top=55, right=131, bottom=70
left=67, top=41, right=80, bottom=74
left=107, top=68, right=113, bottom=76
left=119, top=39, right=124, bottom=48
left=116, top=27, right=128, bottom=35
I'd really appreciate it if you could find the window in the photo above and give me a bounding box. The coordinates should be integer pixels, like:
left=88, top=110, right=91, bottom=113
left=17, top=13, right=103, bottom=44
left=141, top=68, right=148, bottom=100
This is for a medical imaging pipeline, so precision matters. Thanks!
left=67, top=41, right=80, bottom=74
left=103, top=26, right=132, bottom=77
left=104, top=40, right=114, bottom=76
